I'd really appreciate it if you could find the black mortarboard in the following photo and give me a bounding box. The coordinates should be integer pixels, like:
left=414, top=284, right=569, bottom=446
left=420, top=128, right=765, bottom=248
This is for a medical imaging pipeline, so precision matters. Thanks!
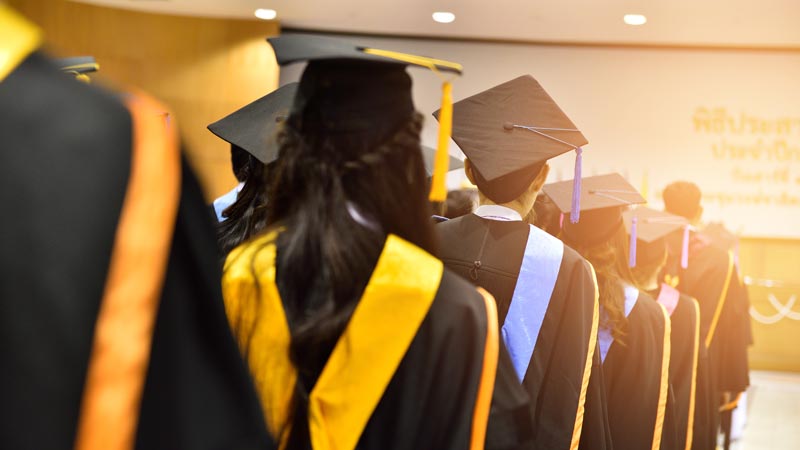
left=434, top=75, right=587, bottom=208
left=56, top=56, right=98, bottom=83
left=544, top=173, right=645, bottom=247
left=421, top=145, right=463, bottom=177
left=207, top=83, right=298, bottom=164
left=623, top=207, right=689, bottom=268
left=267, top=34, right=462, bottom=202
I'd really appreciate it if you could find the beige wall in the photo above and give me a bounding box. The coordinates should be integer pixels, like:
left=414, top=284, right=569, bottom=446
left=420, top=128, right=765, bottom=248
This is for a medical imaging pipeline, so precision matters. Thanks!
left=10, top=0, right=280, bottom=200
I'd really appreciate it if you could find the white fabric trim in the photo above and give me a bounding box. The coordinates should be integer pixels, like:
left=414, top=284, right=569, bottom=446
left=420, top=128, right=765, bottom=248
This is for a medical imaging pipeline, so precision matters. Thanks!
left=473, top=204, right=522, bottom=222
left=212, top=182, right=244, bottom=223
left=598, top=284, right=640, bottom=363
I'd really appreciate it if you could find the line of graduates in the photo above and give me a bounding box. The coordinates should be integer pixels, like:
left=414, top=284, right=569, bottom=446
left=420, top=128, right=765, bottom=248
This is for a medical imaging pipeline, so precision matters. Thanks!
left=1, top=5, right=750, bottom=449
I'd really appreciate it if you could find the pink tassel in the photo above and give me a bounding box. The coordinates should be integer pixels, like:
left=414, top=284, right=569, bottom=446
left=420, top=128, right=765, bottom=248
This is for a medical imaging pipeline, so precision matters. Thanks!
left=629, top=216, right=638, bottom=267
left=559, top=212, right=564, bottom=229
left=681, top=225, right=690, bottom=269
left=570, top=147, right=582, bottom=223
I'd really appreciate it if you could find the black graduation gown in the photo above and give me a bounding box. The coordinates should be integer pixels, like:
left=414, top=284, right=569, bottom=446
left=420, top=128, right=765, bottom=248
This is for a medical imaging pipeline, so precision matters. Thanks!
left=602, top=291, right=670, bottom=450
left=649, top=287, right=701, bottom=450
left=437, top=213, right=611, bottom=450
left=223, top=233, right=534, bottom=449
left=363, top=270, right=533, bottom=450
left=691, top=332, right=715, bottom=450
left=664, top=231, right=750, bottom=426
left=0, top=51, right=269, bottom=449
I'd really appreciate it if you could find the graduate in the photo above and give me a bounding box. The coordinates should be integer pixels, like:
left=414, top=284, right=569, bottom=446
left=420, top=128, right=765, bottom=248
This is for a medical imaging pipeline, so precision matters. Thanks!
left=207, top=82, right=298, bottom=253
left=545, top=173, right=671, bottom=450
left=221, top=34, right=534, bottom=449
left=661, top=181, right=751, bottom=449
left=434, top=75, right=610, bottom=450
left=208, top=93, right=462, bottom=255
left=624, top=207, right=703, bottom=450
left=0, top=5, right=269, bottom=450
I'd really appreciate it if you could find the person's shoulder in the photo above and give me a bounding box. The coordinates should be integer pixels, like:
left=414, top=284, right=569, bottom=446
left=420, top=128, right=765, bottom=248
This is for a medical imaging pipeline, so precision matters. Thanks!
left=691, top=231, right=731, bottom=265
left=223, top=232, right=277, bottom=282
left=560, top=240, right=589, bottom=269
left=701, top=222, right=738, bottom=252
left=436, top=269, right=486, bottom=310
left=4, top=52, right=129, bottom=139
left=632, top=290, right=668, bottom=325
left=435, top=212, right=474, bottom=231
left=675, top=293, right=700, bottom=321
left=556, top=239, right=597, bottom=282
left=430, top=268, right=491, bottom=330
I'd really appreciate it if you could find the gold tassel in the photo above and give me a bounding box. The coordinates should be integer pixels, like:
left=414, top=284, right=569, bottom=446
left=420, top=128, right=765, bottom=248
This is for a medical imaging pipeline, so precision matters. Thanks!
left=641, top=171, right=649, bottom=204
left=429, top=81, right=452, bottom=202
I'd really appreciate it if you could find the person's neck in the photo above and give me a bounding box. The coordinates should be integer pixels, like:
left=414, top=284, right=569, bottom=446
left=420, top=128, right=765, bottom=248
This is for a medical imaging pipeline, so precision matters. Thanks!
left=640, top=274, right=661, bottom=292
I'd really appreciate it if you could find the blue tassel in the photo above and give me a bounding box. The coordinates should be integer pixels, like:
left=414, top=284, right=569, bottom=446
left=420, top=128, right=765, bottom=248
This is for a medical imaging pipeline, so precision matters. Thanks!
left=570, top=147, right=583, bottom=223
left=629, top=216, right=637, bottom=267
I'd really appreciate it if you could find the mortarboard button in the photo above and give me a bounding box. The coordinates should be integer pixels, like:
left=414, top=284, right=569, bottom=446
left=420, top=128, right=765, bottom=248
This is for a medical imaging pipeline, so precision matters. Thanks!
left=434, top=75, right=587, bottom=211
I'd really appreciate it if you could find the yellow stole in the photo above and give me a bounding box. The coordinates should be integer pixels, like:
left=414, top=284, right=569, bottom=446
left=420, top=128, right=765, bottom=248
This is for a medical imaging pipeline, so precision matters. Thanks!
left=224, top=233, right=449, bottom=450
left=0, top=4, right=42, bottom=82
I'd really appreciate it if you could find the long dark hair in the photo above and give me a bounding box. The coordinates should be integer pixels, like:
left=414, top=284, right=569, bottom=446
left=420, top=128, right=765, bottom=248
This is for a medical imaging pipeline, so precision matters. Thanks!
left=256, top=111, right=436, bottom=448
left=216, top=158, right=271, bottom=255
left=565, top=224, right=635, bottom=342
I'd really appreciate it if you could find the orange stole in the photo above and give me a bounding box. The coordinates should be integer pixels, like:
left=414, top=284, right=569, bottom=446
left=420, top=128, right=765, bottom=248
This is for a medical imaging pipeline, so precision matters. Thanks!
left=74, top=94, right=180, bottom=450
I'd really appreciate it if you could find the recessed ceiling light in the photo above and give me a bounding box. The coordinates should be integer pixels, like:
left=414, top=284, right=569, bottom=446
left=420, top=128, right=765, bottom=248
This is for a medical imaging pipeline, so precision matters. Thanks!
left=254, top=8, right=277, bottom=20
left=623, top=14, right=647, bottom=26
left=432, top=11, right=456, bottom=24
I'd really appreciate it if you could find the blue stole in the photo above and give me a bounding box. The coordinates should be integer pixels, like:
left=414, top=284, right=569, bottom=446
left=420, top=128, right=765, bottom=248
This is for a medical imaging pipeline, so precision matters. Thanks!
left=501, top=224, right=564, bottom=382
left=598, top=284, right=640, bottom=363
left=212, top=182, right=243, bottom=222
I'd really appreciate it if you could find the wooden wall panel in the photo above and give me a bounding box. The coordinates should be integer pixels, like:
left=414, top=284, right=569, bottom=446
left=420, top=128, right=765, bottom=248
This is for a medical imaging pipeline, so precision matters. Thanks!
left=739, top=239, right=800, bottom=372
left=9, top=0, right=280, bottom=199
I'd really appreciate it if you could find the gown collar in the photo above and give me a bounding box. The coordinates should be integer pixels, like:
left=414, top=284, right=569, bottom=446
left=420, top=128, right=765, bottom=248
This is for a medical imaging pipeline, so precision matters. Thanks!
left=473, top=204, right=522, bottom=222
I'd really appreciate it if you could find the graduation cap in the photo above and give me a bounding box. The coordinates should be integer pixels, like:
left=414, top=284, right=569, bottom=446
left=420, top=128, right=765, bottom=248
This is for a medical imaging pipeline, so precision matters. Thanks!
left=543, top=173, right=645, bottom=247
left=421, top=145, right=463, bottom=177
left=623, top=207, right=691, bottom=268
left=267, top=34, right=462, bottom=203
left=207, top=83, right=298, bottom=164
left=55, top=56, right=98, bottom=83
left=623, top=207, right=691, bottom=269
left=434, top=75, right=587, bottom=212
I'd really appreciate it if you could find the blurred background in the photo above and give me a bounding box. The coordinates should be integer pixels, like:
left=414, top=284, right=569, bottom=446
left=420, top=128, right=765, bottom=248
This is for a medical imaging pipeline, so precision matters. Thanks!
left=10, top=1, right=800, bottom=446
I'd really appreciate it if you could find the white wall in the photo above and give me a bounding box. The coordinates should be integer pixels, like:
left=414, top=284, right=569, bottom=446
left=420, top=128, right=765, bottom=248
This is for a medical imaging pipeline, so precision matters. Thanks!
left=279, top=32, right=800, bottom=238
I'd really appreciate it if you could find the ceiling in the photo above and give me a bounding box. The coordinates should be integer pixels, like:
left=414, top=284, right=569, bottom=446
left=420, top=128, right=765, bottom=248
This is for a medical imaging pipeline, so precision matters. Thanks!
left=74, top=0, right=800, bottom=48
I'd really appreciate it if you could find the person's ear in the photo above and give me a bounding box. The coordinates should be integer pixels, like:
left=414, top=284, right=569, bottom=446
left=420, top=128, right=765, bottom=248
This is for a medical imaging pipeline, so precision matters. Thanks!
left=464, top=159, right=477, bottom=185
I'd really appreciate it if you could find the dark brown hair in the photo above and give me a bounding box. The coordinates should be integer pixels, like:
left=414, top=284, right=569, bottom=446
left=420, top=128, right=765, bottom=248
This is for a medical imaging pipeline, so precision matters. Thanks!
left=564, top=224, right=635, bottom=341
left=252, top=111, right=436, bottom=448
